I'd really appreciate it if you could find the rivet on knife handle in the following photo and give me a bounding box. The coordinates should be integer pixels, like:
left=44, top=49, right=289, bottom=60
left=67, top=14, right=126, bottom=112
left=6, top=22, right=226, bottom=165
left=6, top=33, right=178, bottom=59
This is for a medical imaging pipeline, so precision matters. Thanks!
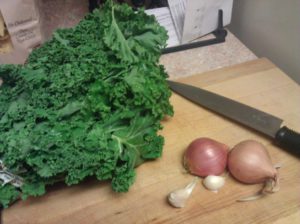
left=275, top=126, right=300, bottom=156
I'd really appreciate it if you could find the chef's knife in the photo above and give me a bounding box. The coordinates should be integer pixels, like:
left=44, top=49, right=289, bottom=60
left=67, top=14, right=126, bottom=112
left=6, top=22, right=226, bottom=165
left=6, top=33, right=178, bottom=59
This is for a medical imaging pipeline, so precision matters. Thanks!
left=167, top=80, right=300, bottom=156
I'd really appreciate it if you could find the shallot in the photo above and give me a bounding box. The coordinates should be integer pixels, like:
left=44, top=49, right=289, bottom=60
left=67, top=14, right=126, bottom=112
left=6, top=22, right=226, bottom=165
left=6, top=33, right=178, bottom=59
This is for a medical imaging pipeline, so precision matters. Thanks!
left=183, top=137, right=229, bottom=177
left=228, top=140, right=280, bottom=201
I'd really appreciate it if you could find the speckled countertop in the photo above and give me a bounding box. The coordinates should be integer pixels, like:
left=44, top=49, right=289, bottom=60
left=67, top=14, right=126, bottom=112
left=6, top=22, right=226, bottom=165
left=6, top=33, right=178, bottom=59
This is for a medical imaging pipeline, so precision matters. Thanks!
left=0, top=0, right=257, bottom=86
left=160, top=31, right=257, bottom=79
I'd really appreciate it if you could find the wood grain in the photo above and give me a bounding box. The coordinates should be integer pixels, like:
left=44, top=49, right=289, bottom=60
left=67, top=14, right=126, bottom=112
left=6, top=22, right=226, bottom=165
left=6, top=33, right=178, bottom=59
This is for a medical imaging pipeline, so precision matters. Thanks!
left=2, top=58, right=300, bottom=224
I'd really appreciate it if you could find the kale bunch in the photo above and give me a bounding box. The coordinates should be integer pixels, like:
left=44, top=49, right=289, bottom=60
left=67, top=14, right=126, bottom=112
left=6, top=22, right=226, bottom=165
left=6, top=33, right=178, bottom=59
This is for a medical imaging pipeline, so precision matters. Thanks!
left=0, top=1, right=173, bottom=208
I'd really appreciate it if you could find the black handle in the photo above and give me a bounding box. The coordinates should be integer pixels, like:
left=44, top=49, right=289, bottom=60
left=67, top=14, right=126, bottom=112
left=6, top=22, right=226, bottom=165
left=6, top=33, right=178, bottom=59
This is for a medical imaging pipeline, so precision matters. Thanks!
left=275, top=126, right=300, bottom=157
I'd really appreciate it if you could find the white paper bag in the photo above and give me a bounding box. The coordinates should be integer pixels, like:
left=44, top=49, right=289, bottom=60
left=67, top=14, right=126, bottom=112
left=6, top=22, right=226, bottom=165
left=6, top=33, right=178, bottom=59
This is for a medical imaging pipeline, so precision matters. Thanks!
left=0, top=0, right=43, bottom=64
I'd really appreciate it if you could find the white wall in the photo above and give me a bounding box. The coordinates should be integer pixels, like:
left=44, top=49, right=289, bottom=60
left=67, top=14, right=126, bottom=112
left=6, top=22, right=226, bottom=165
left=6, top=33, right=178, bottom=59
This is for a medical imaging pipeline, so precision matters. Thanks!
left=228, top=0, right=300, bottom=84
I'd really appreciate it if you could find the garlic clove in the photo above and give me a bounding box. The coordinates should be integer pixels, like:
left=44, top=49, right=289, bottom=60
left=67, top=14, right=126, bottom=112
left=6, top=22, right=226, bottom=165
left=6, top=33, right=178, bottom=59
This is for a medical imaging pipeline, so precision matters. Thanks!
left=167, top=177, right=198, bottom=208
left=168, top=189, right=189, bottom=208
left=203, top=175, right=225, bottom=192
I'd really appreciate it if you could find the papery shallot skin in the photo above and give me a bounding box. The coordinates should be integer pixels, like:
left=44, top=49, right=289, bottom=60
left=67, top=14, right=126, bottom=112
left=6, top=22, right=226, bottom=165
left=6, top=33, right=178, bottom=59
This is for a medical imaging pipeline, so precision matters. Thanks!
left=228, top=140, right=277, bottom=184
left=183, top=138, right=229, bottom=177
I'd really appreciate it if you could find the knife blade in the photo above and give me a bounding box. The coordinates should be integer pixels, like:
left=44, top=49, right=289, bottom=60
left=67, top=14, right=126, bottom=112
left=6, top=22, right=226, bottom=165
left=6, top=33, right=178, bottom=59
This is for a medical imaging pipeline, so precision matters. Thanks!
left=167, top=80, right=300, bottom=156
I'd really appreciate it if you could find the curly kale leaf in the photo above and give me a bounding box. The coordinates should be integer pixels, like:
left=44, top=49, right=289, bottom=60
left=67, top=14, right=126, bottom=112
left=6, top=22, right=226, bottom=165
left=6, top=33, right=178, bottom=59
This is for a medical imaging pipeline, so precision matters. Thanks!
left=0, top=1, right=173, bottom=208
left=103, top=2, right=167, bottom=63
left=0, top=185, right=21, bottom=208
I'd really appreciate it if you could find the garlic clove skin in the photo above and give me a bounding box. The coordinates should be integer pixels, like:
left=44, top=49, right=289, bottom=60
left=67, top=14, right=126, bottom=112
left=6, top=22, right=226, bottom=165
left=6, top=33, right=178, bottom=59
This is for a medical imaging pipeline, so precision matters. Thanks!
left=167, top=178, right=198, bottom=208
left=203, top=175, right=225, bottom=192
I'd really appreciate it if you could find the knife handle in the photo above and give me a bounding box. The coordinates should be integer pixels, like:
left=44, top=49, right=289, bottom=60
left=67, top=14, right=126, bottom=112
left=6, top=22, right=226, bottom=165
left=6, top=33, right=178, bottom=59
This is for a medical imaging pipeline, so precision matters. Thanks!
left=275, top=126, right=300, bottom=157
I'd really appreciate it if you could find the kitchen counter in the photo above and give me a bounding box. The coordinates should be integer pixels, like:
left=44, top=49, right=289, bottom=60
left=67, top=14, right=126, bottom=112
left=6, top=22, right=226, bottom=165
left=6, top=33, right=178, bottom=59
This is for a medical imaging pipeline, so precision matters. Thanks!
left=160, top=31, right=257, bottom=79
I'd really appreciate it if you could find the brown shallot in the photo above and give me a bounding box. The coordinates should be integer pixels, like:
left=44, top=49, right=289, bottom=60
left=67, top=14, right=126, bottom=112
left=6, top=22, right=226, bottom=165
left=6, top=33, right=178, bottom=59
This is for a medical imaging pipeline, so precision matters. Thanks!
left=228, top=140, right=280, bottom=201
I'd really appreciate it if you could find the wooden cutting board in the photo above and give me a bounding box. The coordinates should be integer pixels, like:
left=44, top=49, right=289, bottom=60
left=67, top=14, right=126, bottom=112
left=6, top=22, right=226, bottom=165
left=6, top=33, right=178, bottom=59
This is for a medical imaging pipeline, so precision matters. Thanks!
left=2, top=58, right=300, bottom=224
